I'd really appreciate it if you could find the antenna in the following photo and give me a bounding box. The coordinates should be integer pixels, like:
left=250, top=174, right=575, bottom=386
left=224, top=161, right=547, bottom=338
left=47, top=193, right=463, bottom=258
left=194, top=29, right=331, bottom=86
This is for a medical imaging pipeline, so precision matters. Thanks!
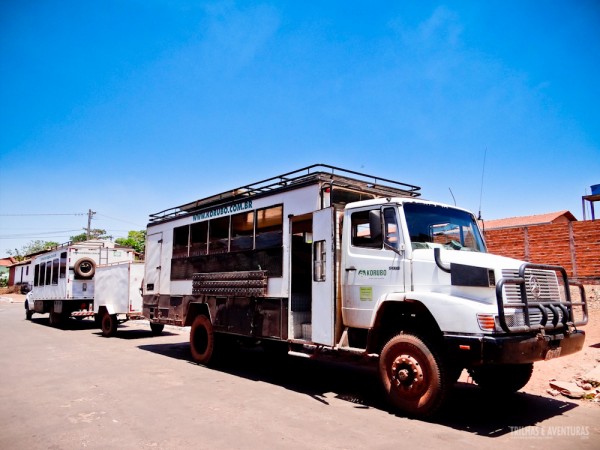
left=478, top=147, right=487, bottom=220
left=448, top=187, right=457, bottom=206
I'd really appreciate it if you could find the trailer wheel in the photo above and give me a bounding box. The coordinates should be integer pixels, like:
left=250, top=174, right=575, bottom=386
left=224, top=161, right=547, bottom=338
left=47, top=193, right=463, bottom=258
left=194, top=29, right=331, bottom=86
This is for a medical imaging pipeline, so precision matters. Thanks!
left=379, top=333, right=448, bottom=418
left=150, top=323, right=164, bottom=335
left=190, top=315, right=215, bottom=364
left=101, top=312, right=118, bottom=337
left=468, top=363, right=533, bottom=394
left=74, top=258, right=95, bottom=279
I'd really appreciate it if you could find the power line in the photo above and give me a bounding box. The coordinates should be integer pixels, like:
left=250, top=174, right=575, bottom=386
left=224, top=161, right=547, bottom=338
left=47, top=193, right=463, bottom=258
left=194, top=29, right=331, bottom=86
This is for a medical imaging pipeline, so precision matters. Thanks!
left=0, top=213, right=86, bottom=216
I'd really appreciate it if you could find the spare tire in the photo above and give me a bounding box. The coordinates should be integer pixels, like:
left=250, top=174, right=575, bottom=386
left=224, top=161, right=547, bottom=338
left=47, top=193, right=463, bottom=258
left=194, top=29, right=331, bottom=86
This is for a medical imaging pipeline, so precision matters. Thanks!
left=74, top=258, right=96, bottom=279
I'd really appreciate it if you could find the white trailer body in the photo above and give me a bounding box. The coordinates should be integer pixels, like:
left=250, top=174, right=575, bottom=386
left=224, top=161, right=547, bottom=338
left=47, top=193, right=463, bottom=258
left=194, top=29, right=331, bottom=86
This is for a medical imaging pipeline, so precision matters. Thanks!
left=94, top=261, right=154, bottom=337
left=142, top=164, right=588, bottom=417
left=26, top=240, right=135, bottom=324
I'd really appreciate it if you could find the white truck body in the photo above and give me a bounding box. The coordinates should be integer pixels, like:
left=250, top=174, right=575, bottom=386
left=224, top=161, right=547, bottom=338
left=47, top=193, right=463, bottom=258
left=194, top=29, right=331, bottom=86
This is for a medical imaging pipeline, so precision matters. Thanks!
left=141, top=164, right=588, bottom=417
left=26, top=240, right=135, bottom=324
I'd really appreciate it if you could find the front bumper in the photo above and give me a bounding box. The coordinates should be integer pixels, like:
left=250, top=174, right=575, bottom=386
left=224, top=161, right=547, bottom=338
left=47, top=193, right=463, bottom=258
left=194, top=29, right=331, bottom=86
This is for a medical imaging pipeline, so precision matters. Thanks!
left=444, top=329, right=585, bottom=365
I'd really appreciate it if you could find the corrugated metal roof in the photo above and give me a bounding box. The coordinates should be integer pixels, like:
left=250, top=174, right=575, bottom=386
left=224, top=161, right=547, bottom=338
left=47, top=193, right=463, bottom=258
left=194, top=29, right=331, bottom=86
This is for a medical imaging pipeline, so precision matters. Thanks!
left=483, top=210, right=577, bottom=230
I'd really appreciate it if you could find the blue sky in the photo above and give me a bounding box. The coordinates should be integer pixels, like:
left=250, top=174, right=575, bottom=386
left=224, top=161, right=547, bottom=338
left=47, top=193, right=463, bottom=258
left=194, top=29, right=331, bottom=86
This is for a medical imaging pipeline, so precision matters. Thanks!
left=1, top=1, right=599, bottom=256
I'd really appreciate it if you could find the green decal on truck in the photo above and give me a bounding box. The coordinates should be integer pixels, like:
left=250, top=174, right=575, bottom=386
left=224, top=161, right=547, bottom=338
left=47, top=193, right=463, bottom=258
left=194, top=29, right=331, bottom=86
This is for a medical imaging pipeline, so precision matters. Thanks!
left=360, top=286, right=373, bottom=301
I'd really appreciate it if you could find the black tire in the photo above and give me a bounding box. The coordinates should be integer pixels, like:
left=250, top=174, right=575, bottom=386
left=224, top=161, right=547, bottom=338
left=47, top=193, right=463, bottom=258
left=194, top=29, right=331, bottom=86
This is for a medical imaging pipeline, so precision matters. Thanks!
left=74, top=258, right=96, bottom=279
left=190, top=315, right=215, bottom=364
left=468, top=363, right=534, bottom=394
left=25, top=301, right=33, bottom=320
left=101, top=312, right=118, bottom=337
left=150, top=323, right=165, bottom=335
left=379, top=333, right=449, bottom=418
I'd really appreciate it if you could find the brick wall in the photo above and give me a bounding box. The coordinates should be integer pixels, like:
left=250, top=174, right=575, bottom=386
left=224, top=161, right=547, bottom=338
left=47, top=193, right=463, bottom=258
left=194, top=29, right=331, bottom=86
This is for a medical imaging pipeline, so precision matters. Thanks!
left=484, top=221, right=600, bottom=282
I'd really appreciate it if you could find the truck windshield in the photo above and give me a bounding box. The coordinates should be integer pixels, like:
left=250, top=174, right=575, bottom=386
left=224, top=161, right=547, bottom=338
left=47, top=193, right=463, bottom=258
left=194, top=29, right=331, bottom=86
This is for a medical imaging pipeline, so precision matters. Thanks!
left=403, top=203, right=486, bottom=252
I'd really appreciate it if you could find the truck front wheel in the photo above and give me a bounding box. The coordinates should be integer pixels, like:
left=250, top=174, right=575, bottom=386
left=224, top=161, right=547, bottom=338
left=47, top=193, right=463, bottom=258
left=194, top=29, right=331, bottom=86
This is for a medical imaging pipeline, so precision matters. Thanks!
left=101, top=312, right=118, bottom=337
left=468, top=363, right=533, bottom=393
left=190, top=315, right=214, bottom=365
left=25, top=301, right=33, bottom=320
left=379, top=333, right=448, bottom=417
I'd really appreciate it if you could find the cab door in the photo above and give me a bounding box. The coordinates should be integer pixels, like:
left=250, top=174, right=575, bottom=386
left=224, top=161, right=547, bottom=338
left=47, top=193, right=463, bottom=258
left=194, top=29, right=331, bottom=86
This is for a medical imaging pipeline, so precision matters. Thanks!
left=343, top=206, right=405, bottom=328
left=311, top=207, right=335, bottom=346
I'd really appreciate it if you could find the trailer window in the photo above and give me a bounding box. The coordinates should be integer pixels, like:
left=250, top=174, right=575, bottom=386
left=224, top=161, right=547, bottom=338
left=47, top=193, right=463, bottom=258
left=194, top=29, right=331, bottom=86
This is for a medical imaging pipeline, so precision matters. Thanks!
left=209, top=216, right=230, bottom=254
left=173, top=225, right=189, bottom=258
left=256, top=205, right=283, bottom=249
left=231, top=211, right=254, bottom=252
left=59, top=252, right=67, bottom=279
left=190, top=221, right=208, bottom=256
left=34, top=264, right=40, bottom=286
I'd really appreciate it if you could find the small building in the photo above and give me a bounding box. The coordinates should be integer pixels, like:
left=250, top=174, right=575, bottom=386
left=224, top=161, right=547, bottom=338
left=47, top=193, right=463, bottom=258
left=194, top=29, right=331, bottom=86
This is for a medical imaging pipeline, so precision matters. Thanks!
left=483, top=210, right=577, bottom=231
left=0, top=257, right=18, bottom=285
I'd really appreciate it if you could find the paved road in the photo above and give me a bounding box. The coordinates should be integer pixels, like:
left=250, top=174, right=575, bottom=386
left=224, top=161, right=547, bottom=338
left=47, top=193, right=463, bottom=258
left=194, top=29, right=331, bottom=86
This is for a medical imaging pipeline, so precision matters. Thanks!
left=1, top=301, right=598, bottom=449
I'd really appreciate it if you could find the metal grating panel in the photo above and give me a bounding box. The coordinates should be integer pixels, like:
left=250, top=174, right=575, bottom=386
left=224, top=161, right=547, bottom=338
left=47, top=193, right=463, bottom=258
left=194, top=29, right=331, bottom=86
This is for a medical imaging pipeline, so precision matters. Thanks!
left=192, top=271, right=268, bottom=297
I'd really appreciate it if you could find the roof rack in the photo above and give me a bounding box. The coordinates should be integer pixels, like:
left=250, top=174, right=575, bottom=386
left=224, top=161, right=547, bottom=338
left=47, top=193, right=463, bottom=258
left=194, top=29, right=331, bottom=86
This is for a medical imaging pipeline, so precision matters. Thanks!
left=149, top=164, right=421, bottom=223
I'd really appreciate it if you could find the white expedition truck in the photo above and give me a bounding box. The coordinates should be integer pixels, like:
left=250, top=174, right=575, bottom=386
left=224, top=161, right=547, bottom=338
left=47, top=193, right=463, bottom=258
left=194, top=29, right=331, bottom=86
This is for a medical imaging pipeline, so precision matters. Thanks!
left=25, top=240, right=135, bottom=326
left=141, top=164, right=587, bottom=417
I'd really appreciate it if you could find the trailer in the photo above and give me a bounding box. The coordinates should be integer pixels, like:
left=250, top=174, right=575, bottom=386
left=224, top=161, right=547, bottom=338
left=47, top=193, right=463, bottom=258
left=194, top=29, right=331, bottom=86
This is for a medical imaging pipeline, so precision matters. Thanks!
left=25, top=240, right=135, bottom=326
left=94, top=261, right=163, bottom=337
left=141, top=164, right=588, bottom=417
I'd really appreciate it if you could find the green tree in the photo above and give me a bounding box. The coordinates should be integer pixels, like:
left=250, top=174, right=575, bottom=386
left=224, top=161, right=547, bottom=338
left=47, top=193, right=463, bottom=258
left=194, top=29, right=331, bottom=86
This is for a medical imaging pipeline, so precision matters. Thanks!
left=7, top=240, right=60, bottom=259
left=70, top=229, right=112, bottom=243
left=115, top=230, right=146, bottom=255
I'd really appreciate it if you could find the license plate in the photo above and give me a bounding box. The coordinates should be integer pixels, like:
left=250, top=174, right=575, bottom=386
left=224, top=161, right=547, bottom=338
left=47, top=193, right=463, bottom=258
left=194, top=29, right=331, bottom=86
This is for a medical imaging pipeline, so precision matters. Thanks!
left=545, top=347, right=562, bottom=360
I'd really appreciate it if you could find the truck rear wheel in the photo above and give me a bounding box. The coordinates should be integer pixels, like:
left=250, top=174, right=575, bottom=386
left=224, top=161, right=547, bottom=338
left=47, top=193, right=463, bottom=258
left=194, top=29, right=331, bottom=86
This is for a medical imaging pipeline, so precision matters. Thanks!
left=190, top=315, right=214, bottom=364
left=150, top=323, right=164, bottom=335
left=101, top=312, right=118, bottom=337
left=48, top=307, right=64, bottom=327
left=379, top=333, right=448, bottom=417
left=468, top=363, right=533, bottom=393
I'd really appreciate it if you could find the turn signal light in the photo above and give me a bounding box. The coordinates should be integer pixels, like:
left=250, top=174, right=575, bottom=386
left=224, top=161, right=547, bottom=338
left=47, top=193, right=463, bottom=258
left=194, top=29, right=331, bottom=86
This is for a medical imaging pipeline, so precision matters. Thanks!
left=477, top=313, right=496, bottom=332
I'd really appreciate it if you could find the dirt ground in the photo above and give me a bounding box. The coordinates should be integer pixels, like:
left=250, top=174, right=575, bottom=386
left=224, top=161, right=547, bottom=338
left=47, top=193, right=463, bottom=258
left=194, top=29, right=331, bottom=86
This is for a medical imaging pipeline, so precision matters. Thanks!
left=517, top=286, right=600, bottom=407
left=3, top=287, right=600, bottom=407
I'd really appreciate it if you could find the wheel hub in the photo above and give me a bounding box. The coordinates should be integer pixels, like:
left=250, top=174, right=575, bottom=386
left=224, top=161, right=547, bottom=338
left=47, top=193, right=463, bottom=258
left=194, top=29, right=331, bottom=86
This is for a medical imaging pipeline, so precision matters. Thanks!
left=391, top=354, right=424, bottom=390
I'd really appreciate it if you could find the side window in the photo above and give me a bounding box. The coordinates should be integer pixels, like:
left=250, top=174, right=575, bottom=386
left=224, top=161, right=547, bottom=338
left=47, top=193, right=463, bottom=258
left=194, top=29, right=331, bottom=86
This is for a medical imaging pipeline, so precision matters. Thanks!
left=34, top=264, right=40, bottom=287
left=173, top=225, right=190, bottom=259
left=52, top=259, right=59, bottom=285
left=59, top=252, right=67, bottom=279
left=45, top=262, right=52, bottom=286
left=209, top=216, right=230, bottom=254
left=39, top=262, right=46, bottom=286
left=351, top=209, right=383, bottom=248
left=256, top=205, right=283, bottom=249
left=383, top=207, right=400, bottom=249
left=190, top=221, right=208, bottom=256
left=230, top=211, right=254, bottom=252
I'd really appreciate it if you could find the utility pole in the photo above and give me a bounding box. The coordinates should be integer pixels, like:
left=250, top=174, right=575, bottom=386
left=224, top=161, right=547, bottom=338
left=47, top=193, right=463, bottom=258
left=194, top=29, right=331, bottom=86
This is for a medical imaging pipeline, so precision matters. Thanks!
left=87, top=209, right=96, bottom=240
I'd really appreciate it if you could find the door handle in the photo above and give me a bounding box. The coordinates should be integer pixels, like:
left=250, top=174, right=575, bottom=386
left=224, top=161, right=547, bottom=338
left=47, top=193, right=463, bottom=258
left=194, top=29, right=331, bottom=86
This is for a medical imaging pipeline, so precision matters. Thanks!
left=345, top=266, right=356, bottom=272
